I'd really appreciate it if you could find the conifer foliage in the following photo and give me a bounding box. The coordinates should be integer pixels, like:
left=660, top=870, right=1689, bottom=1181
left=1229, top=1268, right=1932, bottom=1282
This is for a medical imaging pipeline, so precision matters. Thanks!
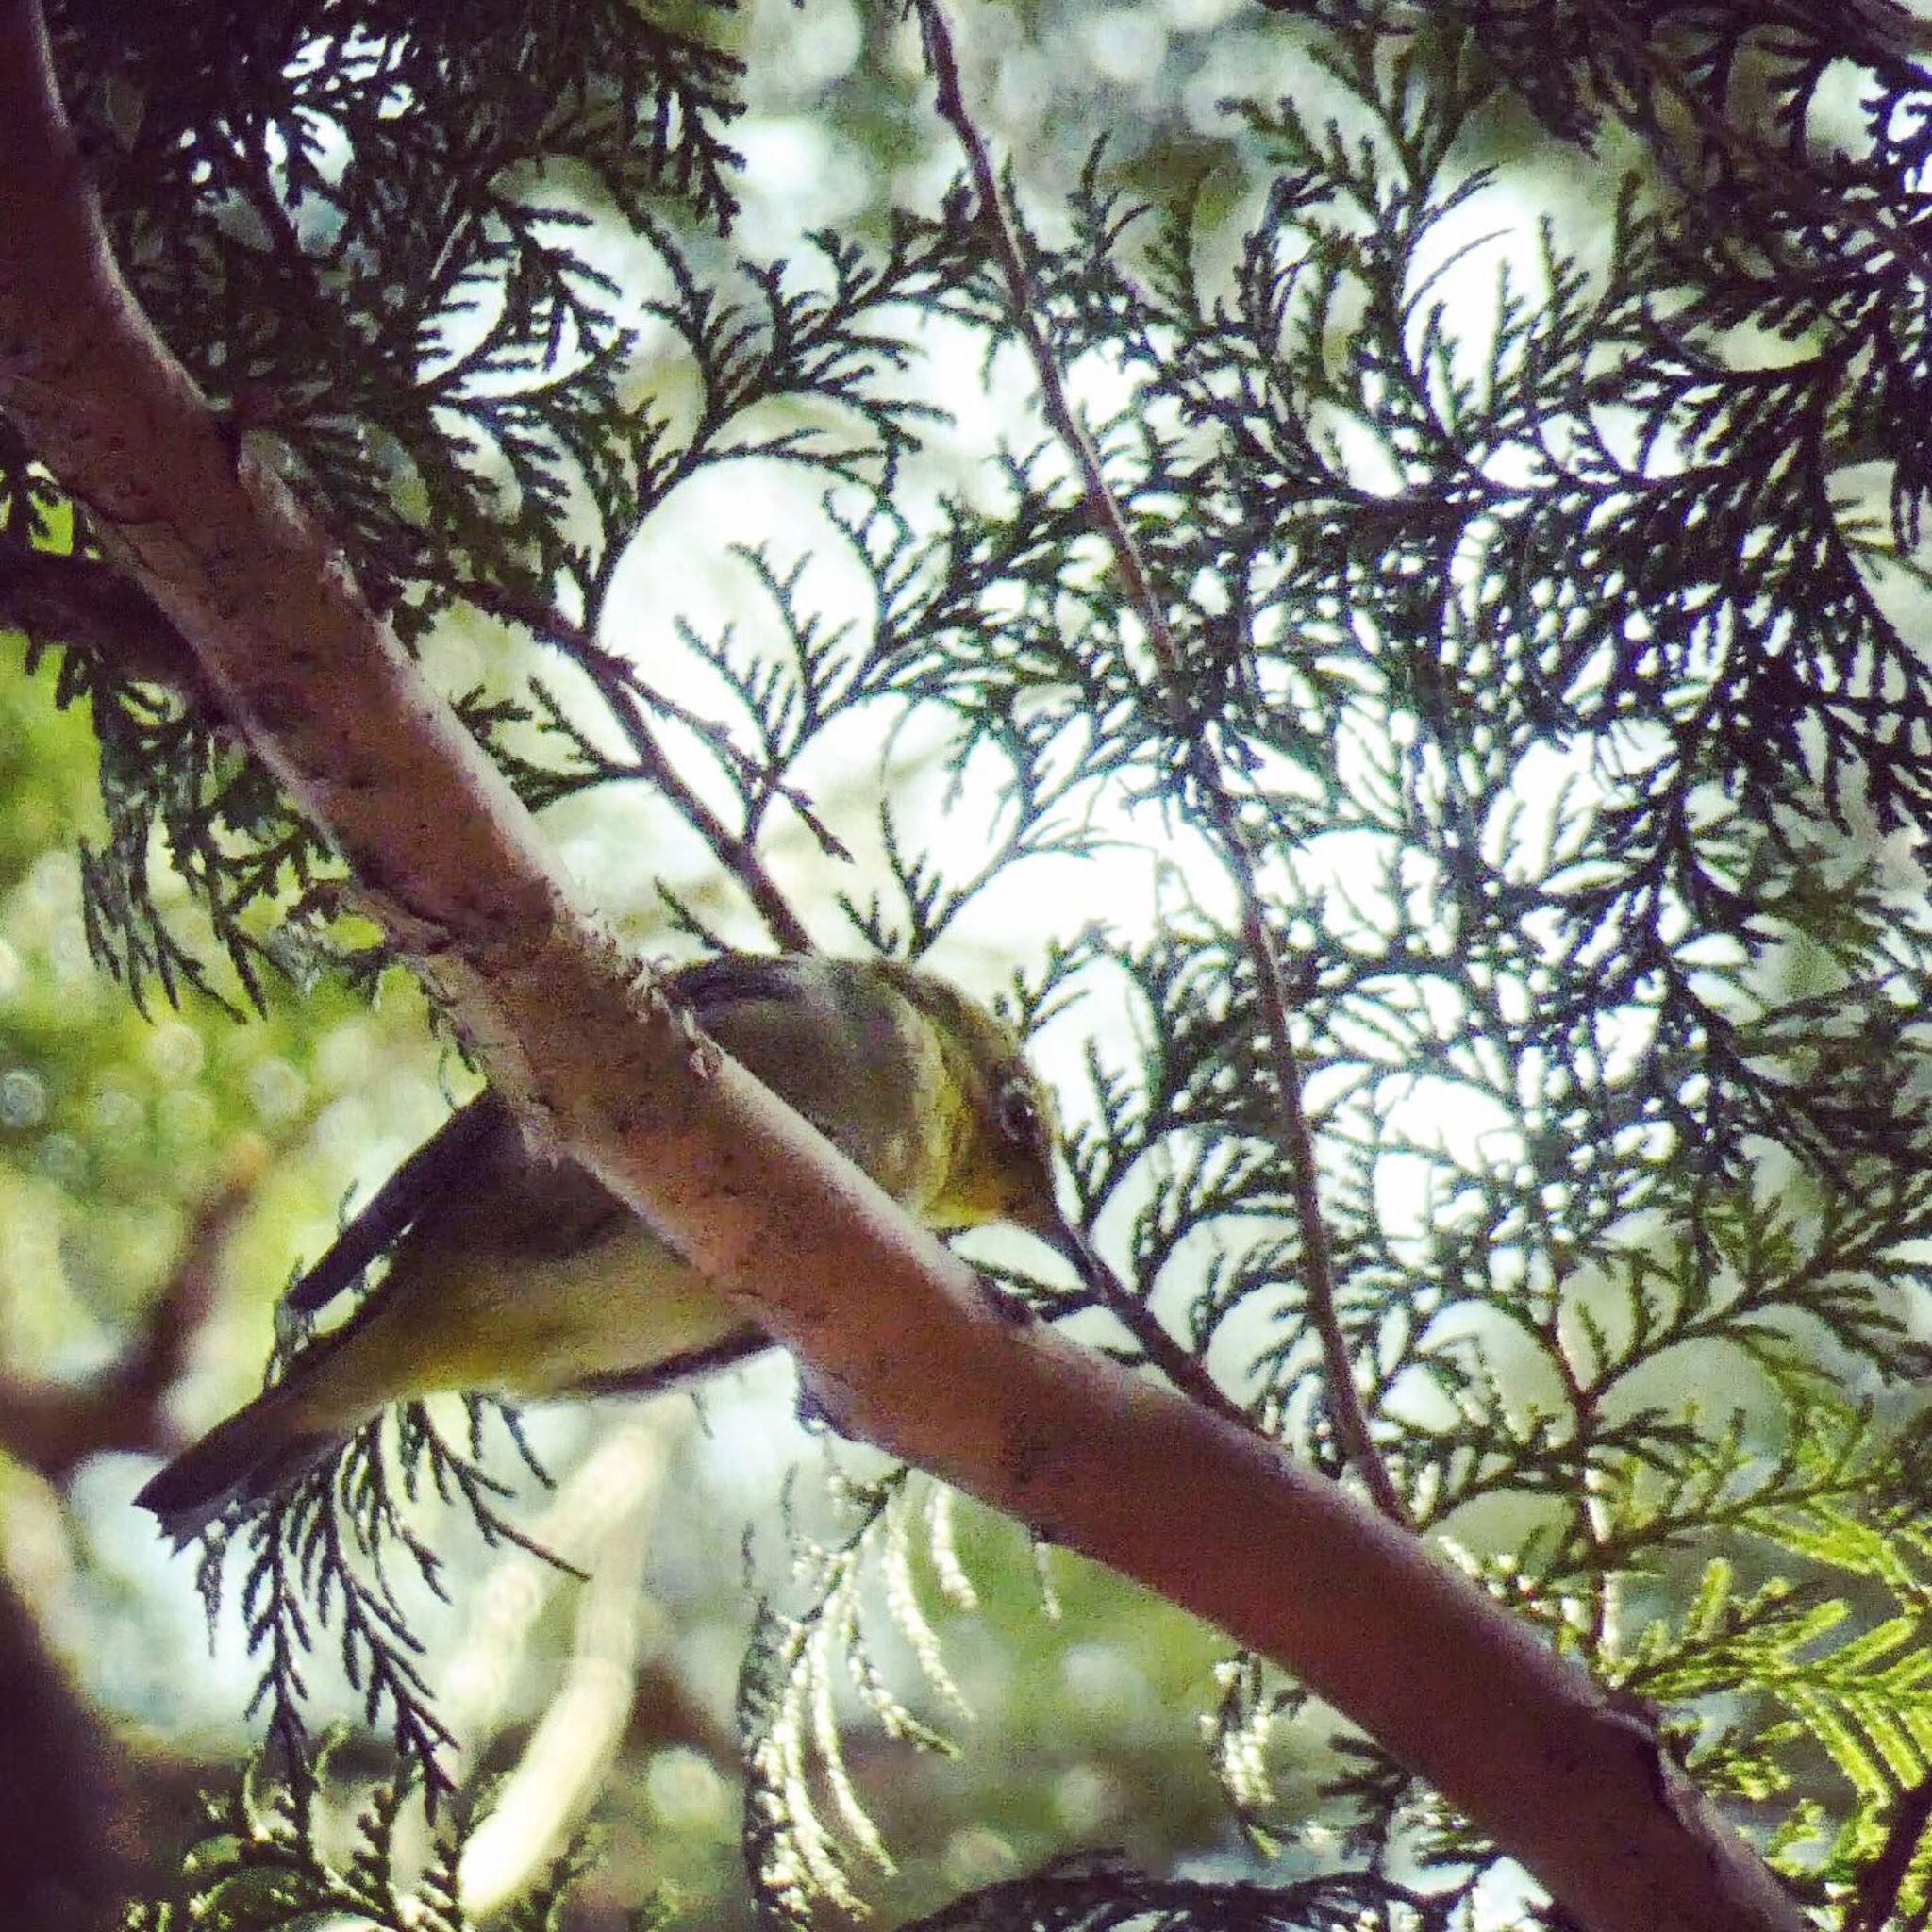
left=8, top=0, right=1932, bottom=1926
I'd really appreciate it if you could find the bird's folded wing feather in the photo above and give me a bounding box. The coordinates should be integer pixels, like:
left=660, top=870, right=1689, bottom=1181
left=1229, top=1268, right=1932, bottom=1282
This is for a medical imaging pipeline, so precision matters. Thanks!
left=280, top=1097, right=508, bottom=1321
left=283, top=1092, right=641, bottom=1322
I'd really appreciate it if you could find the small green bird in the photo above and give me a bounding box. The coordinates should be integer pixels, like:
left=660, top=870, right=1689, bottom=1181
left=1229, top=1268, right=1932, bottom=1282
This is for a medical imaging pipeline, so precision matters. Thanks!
left=136, top=954, right=1077, bottom=1540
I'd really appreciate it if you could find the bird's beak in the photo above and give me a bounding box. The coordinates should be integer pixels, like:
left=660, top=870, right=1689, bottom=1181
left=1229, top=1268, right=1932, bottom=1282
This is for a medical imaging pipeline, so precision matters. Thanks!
left=1028, top=1206, right=1134, bottom=1306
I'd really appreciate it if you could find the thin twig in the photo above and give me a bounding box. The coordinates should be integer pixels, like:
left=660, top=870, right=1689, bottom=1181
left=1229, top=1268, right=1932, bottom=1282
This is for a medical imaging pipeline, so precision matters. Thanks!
left=458, top=582, right=815, bottom=954
left=629, top=676, right=855, bottom=866
left=913, top=0, right=1409, bottom=1525
left=1052, top=1219, right=1263, bottom=1438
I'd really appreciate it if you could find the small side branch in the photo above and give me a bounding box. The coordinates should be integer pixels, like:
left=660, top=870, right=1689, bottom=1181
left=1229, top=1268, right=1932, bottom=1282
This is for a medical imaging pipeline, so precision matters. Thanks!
left=0, top=543, right=218, bottom=701
left=458, top=584, right=815, bottom=956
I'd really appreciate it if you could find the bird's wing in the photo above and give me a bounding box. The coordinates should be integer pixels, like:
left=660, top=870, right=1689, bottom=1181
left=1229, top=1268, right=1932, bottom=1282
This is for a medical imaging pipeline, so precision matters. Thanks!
left=671, top=954, right=947, bottom=1206
left=669, top=951, right=816, bottom=1022
left=282, top=1092, right=634, bottom=1322
left=281, top=1097, right=508, bottom=1321
left=284, top=955, right=896, bottom=1327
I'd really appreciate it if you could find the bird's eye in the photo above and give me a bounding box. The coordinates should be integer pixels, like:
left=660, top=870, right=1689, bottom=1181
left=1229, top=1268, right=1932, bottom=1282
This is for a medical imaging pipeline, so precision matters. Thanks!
left=997, top=1081, right=1042, bottom=1148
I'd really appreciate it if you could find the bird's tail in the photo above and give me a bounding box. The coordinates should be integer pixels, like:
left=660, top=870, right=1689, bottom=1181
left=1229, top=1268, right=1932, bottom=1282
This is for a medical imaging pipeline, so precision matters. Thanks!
left=135, top=1379, right=346, bottom=1545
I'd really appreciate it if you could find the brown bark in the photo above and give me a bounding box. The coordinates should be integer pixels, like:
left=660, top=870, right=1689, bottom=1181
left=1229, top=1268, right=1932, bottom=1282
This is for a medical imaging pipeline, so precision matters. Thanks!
left=0, top=544, right=213, bottom=698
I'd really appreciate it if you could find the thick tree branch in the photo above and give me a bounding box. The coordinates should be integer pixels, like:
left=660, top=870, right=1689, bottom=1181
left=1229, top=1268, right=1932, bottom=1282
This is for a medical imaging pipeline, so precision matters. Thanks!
left=0, top=7, right=1805, bottom=1930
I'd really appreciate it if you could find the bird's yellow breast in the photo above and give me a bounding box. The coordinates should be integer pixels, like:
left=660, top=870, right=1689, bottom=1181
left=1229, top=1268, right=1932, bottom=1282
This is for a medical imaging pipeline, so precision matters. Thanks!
left=284, top=1224, right=746, bottom=1425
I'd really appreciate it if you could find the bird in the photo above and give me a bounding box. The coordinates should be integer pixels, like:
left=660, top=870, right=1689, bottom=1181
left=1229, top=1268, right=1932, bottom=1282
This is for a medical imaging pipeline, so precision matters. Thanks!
left=135, top=953, right=1082, bottom=1541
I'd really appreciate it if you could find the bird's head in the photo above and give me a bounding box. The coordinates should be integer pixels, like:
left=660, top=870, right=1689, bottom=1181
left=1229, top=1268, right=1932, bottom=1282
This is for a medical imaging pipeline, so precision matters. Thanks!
left=875, top=960, right=1132, bottom=1307
left=873, top=963, right=1067, bottom=1238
